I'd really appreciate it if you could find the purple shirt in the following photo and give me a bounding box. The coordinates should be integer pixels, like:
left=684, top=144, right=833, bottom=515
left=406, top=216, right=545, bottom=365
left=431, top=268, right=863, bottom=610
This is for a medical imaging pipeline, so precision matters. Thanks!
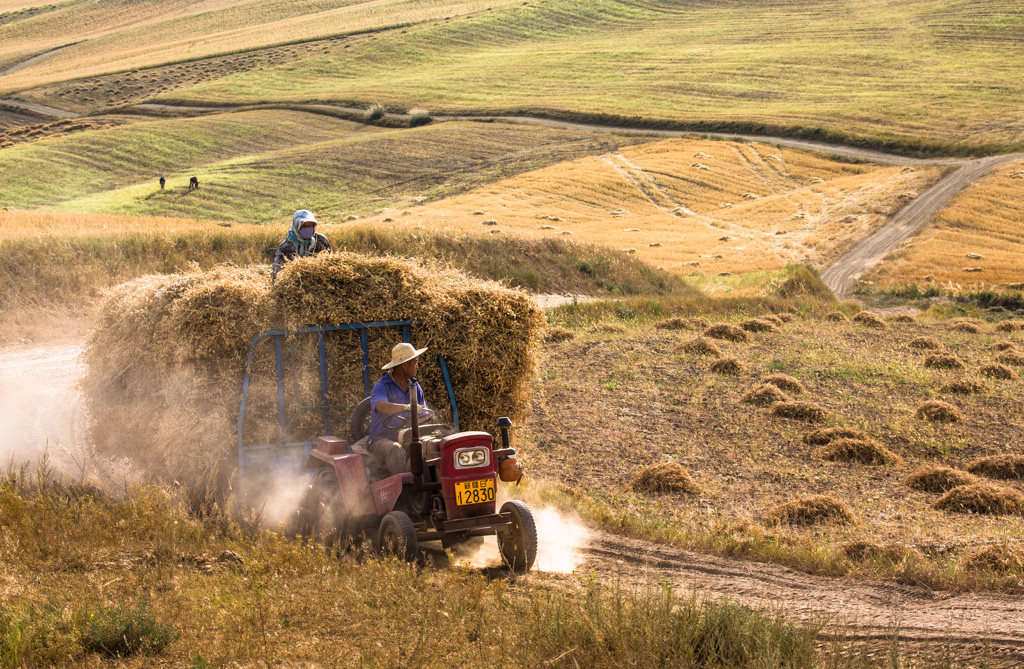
left=368, top=373, right=426, bottom=442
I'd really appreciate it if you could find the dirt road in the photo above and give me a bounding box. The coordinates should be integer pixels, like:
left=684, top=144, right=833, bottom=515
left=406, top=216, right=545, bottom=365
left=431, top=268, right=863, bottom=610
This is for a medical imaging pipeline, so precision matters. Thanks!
left=578, top=528, right=1024, bottom=663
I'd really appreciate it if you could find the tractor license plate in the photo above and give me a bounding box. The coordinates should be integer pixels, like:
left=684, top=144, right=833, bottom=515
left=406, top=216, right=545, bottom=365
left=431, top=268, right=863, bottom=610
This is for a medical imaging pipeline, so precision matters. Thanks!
left=454, top=478, right=495, bottom=506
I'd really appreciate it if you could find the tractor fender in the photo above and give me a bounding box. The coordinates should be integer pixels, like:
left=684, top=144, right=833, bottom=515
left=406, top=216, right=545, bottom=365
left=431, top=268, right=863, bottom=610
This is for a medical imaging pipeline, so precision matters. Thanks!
left=370, top=473, right=414, bottom=516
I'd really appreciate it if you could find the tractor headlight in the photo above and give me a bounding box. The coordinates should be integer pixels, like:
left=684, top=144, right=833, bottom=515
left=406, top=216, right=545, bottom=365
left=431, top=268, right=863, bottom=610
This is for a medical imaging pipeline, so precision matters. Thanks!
left=454, top=447, right=489, bottom=469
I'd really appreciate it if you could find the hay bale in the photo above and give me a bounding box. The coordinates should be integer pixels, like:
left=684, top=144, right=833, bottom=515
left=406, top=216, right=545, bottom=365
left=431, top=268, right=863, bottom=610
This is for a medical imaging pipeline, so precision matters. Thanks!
left=963, top=543, right=1024, bottom=573
left=852, top=311, right=887, bottom=328
left=741, top=384, right=790, bottom=406
left=85, top=253, right=543, bottom=492
left=909, top=336, right=941, bottom=350
left=710, top=357, right=746, bottom=376
left=996, top=351, right=1024, bottom=367
left=683, top=337, right=722, bottom=357
left=932, top=482, right=1024, bottom=516
left=544, top=326, right=576, bottom=343
left=770, top=400, right=827, bottom=422
left=939, top=378, right=984, bottom=394
left=704, top=324, right=749, bottom=342
left=966, top=454, right=1024, bottom=480
left=915, top=400, right=963, bottom=423
left=804, top=427, right=870, bottom=445
left=740, top=318, right=777, bottom=333
left=631, top=462, right=699, bottom=494
left=923, top=353, right=964, bottom=370
left=904, top=466, right=978, bottom=493
left=824, top=311, right=849, bottom=322
left=980, top=363, right=1015, bottom=379
left=769, top=495, right=854, bottom=526
left=813, top=438, right=902, bottom=465
left=761, top=373, right=806, bottom=394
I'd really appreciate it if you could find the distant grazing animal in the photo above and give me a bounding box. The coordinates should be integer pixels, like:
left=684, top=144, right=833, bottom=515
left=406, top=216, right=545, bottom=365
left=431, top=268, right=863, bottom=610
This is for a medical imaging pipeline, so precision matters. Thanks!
left=188, top=176, right=199, bottom=192
left=159, top=176, right=165, bottom=189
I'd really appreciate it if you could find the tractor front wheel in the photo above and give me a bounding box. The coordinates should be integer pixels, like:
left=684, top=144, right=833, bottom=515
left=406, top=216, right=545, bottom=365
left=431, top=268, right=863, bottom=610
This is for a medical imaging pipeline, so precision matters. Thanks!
left=376, top=511, right=418, bottom=561
left=496, top=500, right=537, bottom=573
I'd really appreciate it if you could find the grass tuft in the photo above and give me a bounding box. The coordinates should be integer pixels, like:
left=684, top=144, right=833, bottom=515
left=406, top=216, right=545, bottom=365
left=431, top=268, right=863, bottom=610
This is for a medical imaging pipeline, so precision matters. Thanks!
left=932, top=482, right=1024, bottom=516
left=769, top=495, right=854, bottom=526
left=83, top=602, right=176, bottom=658
left=769, top=400, right=827, bottom=423
left=631, top=462, right=700, bottom=495
left=904, top=466, right=978, bottom=493
left=813, top=438, right=902, bottom=466
left=966, top=454, right=1024, bottom=481
left=915, top=400, right=963, bottom=423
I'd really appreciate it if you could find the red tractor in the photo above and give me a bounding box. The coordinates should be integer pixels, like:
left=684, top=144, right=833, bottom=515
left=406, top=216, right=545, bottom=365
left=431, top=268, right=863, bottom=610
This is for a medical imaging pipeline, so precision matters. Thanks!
left=236, top=321, right=537, bottom=571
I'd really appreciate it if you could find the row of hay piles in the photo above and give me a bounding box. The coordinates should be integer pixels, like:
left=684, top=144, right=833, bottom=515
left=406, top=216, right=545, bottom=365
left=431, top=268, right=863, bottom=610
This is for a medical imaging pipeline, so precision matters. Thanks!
left=84, top=254, right=543, bottom=490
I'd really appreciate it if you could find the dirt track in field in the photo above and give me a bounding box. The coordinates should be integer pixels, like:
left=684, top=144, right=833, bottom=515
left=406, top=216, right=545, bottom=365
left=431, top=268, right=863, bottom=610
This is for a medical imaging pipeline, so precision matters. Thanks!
left=575, top=527, right=1024, bottom=664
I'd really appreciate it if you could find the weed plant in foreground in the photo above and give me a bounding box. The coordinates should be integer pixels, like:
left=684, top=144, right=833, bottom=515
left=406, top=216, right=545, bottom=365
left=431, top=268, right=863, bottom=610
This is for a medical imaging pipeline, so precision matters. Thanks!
left=0, top=467, right=821, bottom=667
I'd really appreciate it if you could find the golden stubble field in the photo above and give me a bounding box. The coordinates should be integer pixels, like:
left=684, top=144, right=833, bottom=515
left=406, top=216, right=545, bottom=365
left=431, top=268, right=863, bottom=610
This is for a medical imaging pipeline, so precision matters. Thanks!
left=522, top=311, right=1024, bottom=589
left=367, top=137, right=945, bottom=278
left=865, top=158, right=1024, bottom=291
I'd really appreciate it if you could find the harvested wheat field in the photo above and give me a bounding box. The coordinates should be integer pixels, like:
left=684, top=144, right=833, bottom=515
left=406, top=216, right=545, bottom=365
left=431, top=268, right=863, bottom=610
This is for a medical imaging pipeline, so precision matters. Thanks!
left=865, top=157, right=1024, bottom=292
left=366, top=137, right=945, bottom=277
left=525, top=309, right=1024, bottom=589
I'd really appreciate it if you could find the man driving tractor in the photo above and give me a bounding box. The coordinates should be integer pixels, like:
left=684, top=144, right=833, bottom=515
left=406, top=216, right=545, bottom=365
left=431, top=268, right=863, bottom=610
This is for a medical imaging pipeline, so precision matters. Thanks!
left=356, top=342, right=428, bottom=478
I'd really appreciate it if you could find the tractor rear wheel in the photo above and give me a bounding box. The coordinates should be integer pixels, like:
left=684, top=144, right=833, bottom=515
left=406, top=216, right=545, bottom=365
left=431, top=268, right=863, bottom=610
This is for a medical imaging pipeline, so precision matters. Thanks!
left=292, top=468, right=343, bottom=545
left=376, top=510, right=418, bottom=561
left=349, top=397, right=371, bottom=442
left=496, top=500, right=537, bottom=573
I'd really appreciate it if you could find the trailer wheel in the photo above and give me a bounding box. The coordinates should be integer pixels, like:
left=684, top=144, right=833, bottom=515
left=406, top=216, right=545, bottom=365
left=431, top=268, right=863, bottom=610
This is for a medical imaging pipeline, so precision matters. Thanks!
left=497, top=500, right=537, bottom=573
left=376, top=511, right=417, bottom=561
left=349, top=397, right=371, bottom=442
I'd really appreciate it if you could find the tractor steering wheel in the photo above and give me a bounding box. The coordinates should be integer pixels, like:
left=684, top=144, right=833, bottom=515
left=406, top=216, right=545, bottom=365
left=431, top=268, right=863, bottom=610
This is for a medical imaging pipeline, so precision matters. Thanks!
left=382, top=407, right=435, bottom=431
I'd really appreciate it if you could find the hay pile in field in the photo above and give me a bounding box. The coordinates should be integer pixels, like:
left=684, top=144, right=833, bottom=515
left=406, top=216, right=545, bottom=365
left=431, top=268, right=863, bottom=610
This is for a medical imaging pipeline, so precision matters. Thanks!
left=980, top=363, right=1014, bottom=379
left=739, top=318, right=776, bottom=333
left=996, top=351, right=1024, bottom=367
left=824, top=311, right=849, bottom=322
left=85, top=254, right=544, bottom=490
left=683, top=337, right=722, bottom=357
left=655, top=316, right=708, bottom=331
left=592, top=322, right=626, bottom=334
left=915, top=400, right=963, bottom=423
left=741, top=383, right=790, bottom=406
left=852, top=311, right=887, bottom=329
left=710, top=357, right=745, bottom=376
left=924, top=353, right=964, bottom=370
left=939, top=379, right=984, bottom=394
left=631, top=462, right=699, bottom=494
left=759, top=314, right=784, bottom=327
left=950, top=321, right=981, bottom=334
left=891, top=314, right=915, bottom=324
left=841, top=540, right=909, bottom=562
left=909, top=336, right=941, bottom=350
left=904, top=466, right=978, bottom=493
left=761, top=373, right=805, bottom=394
left=963, top=543, right=1024, bottom=573
left=804, top=427, right=869, bottom=445
left=704, top=324, right=749, bottom=342
left=989, top=341, right=1017, bottom=352
left=932, top=482, right=1024, bottom=516
left=995, top=319, right=1024, bottom=332
left=544, top=326, right=576, bottom=343
left=813, top=437, right=901, bottom=466
left=774, top=313, right=794, bottom=323
left=769, top=495, right=853, bottom=526
left=966, top=454, right=1024, bottom=480
left=770, top=400, right=827, bottom=422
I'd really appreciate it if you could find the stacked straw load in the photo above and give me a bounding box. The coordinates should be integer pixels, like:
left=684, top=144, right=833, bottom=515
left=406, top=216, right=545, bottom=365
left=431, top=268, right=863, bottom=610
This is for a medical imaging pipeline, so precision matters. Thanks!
left=84, top=254, right=543, bottom=489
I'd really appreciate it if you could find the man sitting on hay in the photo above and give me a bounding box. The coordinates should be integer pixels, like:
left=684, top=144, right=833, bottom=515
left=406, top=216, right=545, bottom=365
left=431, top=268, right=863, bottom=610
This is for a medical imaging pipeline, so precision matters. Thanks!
left=352, top=342, right=429, bottom=478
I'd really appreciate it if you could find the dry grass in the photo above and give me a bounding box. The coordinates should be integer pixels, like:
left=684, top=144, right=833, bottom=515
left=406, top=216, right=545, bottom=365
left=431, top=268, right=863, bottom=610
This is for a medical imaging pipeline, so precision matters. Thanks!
left=932, top=483, right=1024, bottom=516
left=710, top=357, right=746, bottom=376
left=939, top=379, right=984, bottom=395
left=950, top=321, right=982, bottom=334
left=770, top=400, right=827, bottom=423
left=544, top=326, right=576, bottom=343
left=904, top=466, right=979, bottom=493
left=867, top=158, right=1024, bottom=290
left=980, top=363, right=1015, bottom=380
left=989, top=341, right=1018, bottom=352
left=923, top=353, right=964, bottom=370
left=813, top=438, right=902, bottom=466
left=909, top=336, right=941, bottom=350
left=682, top=337, right=723, bottom=357
left=740, top=318, right=777, bottom=333
left=915, top=400, right=963, bottom=423
left=655, top=316, right=708, bottom=331
left=963, top=543, right=1024, bottom=573
left=768, top=496, right=854, bottom=526
left=824, top=311, right=849, bottom=322
left=841, top=541, right=910, bottom=563
left=995, top=320, right=1024, bottom=333
left=891, top=314, right=915, bottom=323
left=704, top=324, right=749, bottom=343
left=967, top=455, right=1024, bottom=481
left=592, top=322, right=627, bottom=334
left=761, top=374, right=806, bottom=395
left=996, top=351, right=1024, bottom=367
left=741, top=384, right=791, bottom=407
left=803, top=427, right=870, bottom=446
left=852, top=311, right=887, bottom=329
left=631, top=462, right=700, bottom=495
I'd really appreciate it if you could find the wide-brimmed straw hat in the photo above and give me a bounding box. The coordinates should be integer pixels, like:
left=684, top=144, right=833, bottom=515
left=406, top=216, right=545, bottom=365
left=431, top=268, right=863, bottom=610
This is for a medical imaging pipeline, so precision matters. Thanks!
left=382, top=342, right=428, bottom=370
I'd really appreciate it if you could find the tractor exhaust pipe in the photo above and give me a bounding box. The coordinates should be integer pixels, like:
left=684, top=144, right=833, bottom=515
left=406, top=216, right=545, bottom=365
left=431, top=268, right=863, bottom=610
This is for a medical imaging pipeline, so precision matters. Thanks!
left=408, top=378, right=425, bottom=490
